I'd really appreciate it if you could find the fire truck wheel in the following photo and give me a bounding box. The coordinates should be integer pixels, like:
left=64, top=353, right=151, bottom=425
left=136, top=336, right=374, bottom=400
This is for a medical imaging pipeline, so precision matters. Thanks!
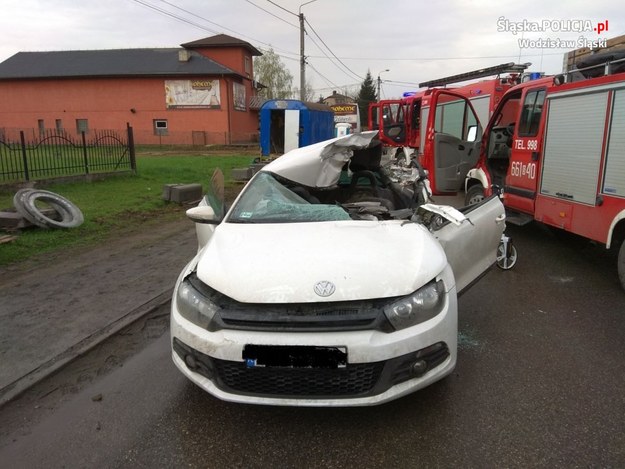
left=465, top=185, right=485, bottom=206
left=618, top=242, right=625, bottom=291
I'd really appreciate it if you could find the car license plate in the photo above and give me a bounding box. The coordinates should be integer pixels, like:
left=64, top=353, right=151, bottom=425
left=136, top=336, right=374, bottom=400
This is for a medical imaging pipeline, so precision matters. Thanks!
left=243, top=345, right=347, bottom=369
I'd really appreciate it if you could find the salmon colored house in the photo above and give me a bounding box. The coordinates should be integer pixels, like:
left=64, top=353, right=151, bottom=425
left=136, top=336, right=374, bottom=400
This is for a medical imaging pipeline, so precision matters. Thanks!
left=0, top=34, right=264, bottom=145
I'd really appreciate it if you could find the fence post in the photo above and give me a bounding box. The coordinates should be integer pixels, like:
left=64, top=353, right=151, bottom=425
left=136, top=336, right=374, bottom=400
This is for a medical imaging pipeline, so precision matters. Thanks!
left=19, top=131, right=30, bottom=181
left=81, top=131, right=89, bottom=175
left=127, top=123, right=137, bottom=173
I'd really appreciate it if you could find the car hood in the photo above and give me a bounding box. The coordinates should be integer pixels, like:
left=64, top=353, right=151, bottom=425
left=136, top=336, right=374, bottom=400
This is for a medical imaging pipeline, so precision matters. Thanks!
left=195, top=220, right=447, bottom=303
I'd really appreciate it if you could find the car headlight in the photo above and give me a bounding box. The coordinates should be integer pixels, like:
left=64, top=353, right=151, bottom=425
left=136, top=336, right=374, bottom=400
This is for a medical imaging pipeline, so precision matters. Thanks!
left=384, top=280, right=445, bottom=330
left=176, top=278, right=218, bottom=329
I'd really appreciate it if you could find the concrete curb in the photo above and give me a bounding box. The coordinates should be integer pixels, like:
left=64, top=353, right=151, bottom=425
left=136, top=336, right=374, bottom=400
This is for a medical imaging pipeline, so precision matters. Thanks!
left=0, top=289, right=173, bottom=407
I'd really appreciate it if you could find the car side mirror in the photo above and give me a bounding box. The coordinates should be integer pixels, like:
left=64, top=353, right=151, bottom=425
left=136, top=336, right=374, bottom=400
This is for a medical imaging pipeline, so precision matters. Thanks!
left=186, top=205, right=220, bottom=224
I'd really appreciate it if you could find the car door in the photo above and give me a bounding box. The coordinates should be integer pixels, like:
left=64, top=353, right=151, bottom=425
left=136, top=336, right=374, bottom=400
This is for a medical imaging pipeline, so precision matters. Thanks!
left=429, top=90, right=482, bottom=193
left=427, top=195, right=506, bottom=293
left=193, top=168, right=225, bottom=251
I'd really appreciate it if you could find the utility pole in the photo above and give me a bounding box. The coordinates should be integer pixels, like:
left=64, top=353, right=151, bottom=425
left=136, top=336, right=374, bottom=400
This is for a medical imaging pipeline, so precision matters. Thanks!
left=300, top=13, right=305, bottom=101
left=298, top=0, right=318, bottom=101
left=271, top=0, right=317, bottom=101
left=377, top=69, right=389, bottom=102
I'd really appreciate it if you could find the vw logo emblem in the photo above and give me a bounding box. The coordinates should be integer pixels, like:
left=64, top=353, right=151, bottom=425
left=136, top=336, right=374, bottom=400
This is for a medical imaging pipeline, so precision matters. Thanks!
left=314, top=280, right=336, bottom=297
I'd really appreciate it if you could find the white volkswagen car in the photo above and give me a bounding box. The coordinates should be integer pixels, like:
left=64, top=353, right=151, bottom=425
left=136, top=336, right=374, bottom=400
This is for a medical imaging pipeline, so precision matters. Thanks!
left=171, top=132, right=505, bottom=406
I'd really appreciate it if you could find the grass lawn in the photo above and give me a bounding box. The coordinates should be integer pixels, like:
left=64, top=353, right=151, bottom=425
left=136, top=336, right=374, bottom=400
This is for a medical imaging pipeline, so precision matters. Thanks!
left=0, top=152, right=253, bottom=266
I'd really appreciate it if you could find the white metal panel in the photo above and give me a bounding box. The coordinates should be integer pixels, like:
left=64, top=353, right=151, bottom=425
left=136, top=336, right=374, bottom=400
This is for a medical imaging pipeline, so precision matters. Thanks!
left=603, top=89, right=625, bottom=197
left=540, top=91, right=608, bottom=205
left=283, top=109, right=300, bottom=153
left=469, top=95, right=491, bottom=127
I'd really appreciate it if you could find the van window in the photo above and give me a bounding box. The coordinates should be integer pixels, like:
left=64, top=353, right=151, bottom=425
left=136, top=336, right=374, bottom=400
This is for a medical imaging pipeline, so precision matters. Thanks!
left=434, top=92, right=478, bottom=141
left=518, top=89, right=545, bottom=136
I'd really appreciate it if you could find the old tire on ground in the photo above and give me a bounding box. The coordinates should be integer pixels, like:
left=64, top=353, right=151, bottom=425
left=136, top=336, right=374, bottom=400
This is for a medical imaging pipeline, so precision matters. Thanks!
left=14, top=189, right=84, bottom=229
left=618, top=241, right=625, bottom=291
left=465, top=185, right=485, bottom=206
left=13, top=188, right=45, bottom=227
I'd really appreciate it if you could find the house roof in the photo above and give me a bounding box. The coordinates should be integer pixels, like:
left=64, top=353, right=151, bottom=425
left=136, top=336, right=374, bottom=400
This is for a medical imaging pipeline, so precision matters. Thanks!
left=323, top=91, right=354, bottom=101
left=181, top=34, right=263, bottom=56
left=0, top=48, right=240, bottom=80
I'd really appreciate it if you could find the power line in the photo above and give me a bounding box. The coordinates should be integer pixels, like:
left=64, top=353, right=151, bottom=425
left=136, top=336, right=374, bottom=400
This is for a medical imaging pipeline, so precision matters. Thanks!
left=244, top=0, right=299, bottom=29
left=307, top=61, right=339, bottom=89
left=265, top=0, right=299, bottom=18
left=129, top=0, right=299, bottom=58
left=131, top=0, right=221, bottom=35
left=304, top=18, right=363, bottom=82
left=304, top=34, right=361, bottom=83
left=304, top=52, right=566, bottom=61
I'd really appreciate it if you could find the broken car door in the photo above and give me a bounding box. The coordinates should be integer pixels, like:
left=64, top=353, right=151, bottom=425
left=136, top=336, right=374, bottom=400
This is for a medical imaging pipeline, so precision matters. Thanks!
left=426, top=196, right=505, bottom=293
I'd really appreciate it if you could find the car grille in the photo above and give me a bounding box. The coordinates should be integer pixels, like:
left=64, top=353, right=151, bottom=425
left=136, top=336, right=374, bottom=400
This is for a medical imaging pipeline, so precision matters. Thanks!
left=186, top=273, right=394, bottom=332
left=215, top=361, right=383, bottom=397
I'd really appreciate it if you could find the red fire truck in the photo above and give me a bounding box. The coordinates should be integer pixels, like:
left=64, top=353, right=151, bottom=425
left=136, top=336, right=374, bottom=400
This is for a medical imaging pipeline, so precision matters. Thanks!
left=368, top=63, right=529, bottom=194
left=464, top=54, right=625, bottom=289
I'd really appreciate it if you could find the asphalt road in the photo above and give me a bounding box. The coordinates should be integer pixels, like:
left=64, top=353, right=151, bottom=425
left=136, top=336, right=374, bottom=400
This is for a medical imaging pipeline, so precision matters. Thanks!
left=1, top=222, right=624, bottom=468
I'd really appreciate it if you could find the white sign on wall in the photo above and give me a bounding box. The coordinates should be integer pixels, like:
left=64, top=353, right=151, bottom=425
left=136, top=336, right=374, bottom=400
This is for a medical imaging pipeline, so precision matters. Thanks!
left=165, top=80, right=221, bottom=108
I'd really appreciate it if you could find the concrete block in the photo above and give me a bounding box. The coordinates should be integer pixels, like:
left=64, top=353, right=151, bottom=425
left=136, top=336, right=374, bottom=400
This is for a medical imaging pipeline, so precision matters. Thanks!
left=168, top=184, right=203, bottom=204
left=231, top=167, right=253, bottom=181
left=0, top=209, right=59, bottom=230
left=162, top=184, right=178, bottom=201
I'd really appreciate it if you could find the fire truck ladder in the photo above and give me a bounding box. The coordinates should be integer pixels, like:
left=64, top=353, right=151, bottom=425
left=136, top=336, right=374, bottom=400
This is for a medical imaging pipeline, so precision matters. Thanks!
left=419, top=62, right=531, bottom=88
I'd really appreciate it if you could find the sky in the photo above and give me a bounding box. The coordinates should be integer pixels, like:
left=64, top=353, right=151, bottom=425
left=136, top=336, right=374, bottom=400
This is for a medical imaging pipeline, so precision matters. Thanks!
left=0, top=0, right=622, bottom=99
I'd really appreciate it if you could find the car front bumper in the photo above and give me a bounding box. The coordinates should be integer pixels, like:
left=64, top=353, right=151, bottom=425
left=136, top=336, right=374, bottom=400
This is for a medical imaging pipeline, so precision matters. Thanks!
left=170, top=274, right=458, bottom=407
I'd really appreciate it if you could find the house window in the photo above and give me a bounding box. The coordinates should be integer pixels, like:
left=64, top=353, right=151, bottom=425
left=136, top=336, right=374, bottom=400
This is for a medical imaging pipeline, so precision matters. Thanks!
left=76, top=119, right=89, bottom=133
left=37, top=119, right=45, bottom=135
left=55, top=119, right=63, bottom=132
left=244, top=56, right=251, bottom=76
left=154, top=119, right=168, bottom=135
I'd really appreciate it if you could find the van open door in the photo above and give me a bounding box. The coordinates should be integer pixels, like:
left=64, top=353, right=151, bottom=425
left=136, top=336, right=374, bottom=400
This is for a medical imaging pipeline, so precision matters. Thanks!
left=425, top=90, right=482, bottom=194
left=378, top=100, right=407, bottom=146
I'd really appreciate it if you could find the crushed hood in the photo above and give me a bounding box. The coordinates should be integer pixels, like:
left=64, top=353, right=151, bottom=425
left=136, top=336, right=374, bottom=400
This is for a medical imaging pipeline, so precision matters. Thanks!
left=195, top=220, right=447, bottom=303
left=262, top=131, right=379, bottom=188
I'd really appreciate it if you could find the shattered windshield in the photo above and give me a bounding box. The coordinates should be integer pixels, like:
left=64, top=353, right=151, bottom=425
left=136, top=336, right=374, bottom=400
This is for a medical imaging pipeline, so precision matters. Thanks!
left=228, top=172, right=351, bottom=223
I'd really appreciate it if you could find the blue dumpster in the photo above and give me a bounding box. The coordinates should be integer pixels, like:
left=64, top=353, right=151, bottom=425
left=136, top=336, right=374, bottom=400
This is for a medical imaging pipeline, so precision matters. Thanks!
left=259, top=100, right=334, bottom=156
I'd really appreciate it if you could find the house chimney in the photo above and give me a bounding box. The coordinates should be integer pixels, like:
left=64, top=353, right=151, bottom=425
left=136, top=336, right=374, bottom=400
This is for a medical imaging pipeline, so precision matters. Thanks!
left=178, top=50, right=191, bottom=62
left=332, top=90, right=337, bottom=95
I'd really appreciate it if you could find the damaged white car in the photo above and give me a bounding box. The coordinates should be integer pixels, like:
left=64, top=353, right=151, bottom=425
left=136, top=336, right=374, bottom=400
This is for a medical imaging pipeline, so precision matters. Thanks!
left=171, top=132, right=505, bottom=406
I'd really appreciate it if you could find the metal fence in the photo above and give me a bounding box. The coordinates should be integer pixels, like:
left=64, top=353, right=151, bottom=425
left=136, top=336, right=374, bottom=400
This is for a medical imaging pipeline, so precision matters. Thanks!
left=0, top=125, right=136, bottom=183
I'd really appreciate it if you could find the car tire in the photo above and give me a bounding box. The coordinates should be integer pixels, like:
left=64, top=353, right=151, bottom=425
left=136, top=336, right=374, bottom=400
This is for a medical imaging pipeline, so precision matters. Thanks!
left=14, top=189, right=84, bottom=229
left=465, top=185, right=485, bottom=206
left=496, top=241, right=518, bottom=270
